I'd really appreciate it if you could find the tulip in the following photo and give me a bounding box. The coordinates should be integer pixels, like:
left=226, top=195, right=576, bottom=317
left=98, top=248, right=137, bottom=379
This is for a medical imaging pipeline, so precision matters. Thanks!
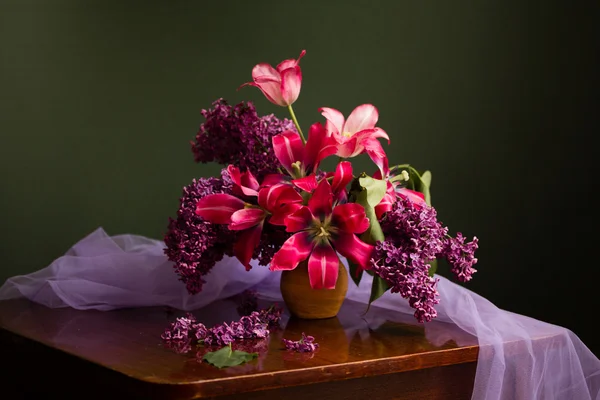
left=240, top=50, right=306, bottom=107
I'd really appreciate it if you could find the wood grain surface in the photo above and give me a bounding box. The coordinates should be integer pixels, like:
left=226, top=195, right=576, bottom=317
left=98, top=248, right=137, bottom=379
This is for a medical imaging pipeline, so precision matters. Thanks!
left=0, top=296, right=480, bottom=399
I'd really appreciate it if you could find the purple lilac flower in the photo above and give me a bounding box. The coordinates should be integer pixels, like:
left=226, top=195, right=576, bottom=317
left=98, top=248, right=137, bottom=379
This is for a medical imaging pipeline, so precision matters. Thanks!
left=370, top=198, right=448, bottom=323
left=200, top=308, right=281, bottom=347
left=257, top=305, right=283, bottom=328
left=160, top=313, right=198, bottom=354
left=160, top=313, right=197, bottom=341
left=282, top=332, right=319, bottom=353
left=442, top=233, right=479, bottom=282
left=161, top=306, right=283, bottom=352
left=163, top=169, right=236, bottom=294
left=370, top=198, right=479, bottom=322
left=191, top=99, right=296, bottom=180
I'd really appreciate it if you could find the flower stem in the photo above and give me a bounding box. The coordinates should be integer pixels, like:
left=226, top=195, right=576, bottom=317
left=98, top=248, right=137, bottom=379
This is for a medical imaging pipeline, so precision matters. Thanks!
left=287, top=105, right=306, bottom=144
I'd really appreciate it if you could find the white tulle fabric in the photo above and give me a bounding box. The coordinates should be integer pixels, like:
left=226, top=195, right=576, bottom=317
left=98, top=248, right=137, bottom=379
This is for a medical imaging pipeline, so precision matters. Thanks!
left=1, top=228, right=598, bottom=399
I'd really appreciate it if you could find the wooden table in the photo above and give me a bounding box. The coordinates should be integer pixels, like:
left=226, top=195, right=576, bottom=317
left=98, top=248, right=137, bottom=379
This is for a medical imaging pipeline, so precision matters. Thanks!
left=0, top=296, right=480, bottom=399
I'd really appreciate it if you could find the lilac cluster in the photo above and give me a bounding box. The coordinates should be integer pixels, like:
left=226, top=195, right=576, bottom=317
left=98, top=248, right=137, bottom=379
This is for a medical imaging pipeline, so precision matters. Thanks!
left=370, top=198, right=479, bottom=322
left=442, top=233, right=479, bottom=282
left=370, top=198, right=448, bottom=323
left=191, top=99, right=296, bottom=180
left=163, top=169, right=236, bottom=294
left=282, top=332, right=319, bottom=353
left=161, top=306, right=283, bottom=352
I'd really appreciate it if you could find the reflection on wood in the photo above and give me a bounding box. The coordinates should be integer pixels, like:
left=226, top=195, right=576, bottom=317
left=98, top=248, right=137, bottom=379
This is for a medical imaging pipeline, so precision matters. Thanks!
left=0, top=296, right=480, bottom=399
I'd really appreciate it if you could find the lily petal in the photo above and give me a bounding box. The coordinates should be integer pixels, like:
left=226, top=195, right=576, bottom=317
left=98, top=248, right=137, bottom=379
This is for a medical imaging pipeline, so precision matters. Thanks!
left=260, top=173, right=287, bottom=187
left=335, top=136, right=359, bottom=158
left=280, top=66, right=302, bottom=106
left=375, top=192, right=395, bottom=219
left=270, top=231, right=313, bottom=271
left=228, top=165, right=259, bottom=197
left=374, top=181, right=396, bottom=219
left=284, top=206, right=315, bottom=232
left=308, top=244, right=340, bottom=289
left=308, top=179, right=333, bottom=218
left=234, top=223, right=263, bottom=271
left=319, top=107, right=345, bottom=136
left=363, top=137, right=388, bottom=177
left=292, top=175, right=318, bottom=193
left=343, top=104, right=379, bottom=134
left=332, top=161, right=353, bottom=196
left=195, top=194, right=245, bottom=224
left=333, top=232, right=374, bottom=269
left=272, top=131, right=305, bottom=175
left=257, top=183, right=303, bottom=212
left=303, top=122, right=338, bottom=172
left=270, top=203, right=303, bottom=225
left=331, top=203, right=370, bottom=234
left=372, top=156, right=390, bottom=180
left=229, top=208, right=265, bottom=231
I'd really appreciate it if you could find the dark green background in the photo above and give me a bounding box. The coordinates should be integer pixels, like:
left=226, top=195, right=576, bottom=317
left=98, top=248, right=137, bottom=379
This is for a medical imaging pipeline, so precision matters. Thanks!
left=1, top=2, right=598, bottom=354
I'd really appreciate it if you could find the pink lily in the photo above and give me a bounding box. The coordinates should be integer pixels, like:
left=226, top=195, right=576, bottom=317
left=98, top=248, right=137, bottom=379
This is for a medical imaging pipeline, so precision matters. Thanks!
left=319, top=104, right=390, bottom=173
left=228, top=165, right=260, bottom=197
left=272, top=122, right=338, bottom=179
left=195, top=182, right=303, bottom=270
left=240, top=50, right=306, bottom=107
left=270, top=176, right=373, bottom=290
left=373, top=158, right=426, bottom=217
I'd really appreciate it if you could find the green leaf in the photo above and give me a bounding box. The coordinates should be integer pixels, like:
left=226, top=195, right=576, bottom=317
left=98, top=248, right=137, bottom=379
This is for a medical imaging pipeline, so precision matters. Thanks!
left=347, top=261, right=364, bottom=286
left=368, top=275, right=389, bottom=308
left=418, top=170, right=432, bottom=206
left=202, top=345, right=258, bottom=368
left=350, top=175, right=385, bottom=244
left=358, top=176, right=387, bottom=207
left=420, top=170, right=432, bottom=188
left=360, top=204, right=385, bottom=243
left=428, top=258, right=438, bottom=277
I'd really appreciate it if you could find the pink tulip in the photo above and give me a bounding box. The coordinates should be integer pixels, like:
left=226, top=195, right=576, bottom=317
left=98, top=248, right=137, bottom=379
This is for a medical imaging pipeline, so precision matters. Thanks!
left=320, top=104, right=390, bottom=173
left=240, top=50, right=306, bottom=107
left=272, top=122, right=338, bottom=178
left=269, top=167, right=374, bottom=290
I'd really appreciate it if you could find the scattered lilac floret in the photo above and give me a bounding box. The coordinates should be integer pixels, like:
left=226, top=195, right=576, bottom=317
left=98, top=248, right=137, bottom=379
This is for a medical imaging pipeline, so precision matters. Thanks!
left=161, top=306, right=283, bottom=352
left=282, top=332, right=319, bottom=353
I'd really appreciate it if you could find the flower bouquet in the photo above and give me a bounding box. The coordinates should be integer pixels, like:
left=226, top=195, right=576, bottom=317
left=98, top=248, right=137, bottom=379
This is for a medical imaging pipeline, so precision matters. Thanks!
left=165, top=50, right=478, bottom=321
